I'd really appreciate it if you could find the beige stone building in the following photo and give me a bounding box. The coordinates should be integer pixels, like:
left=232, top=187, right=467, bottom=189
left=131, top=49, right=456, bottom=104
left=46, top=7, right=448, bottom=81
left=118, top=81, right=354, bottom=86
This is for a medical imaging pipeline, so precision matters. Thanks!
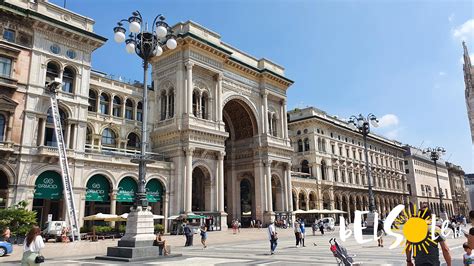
left=464, top=41, right=474, bottom=143
left=446, top=162, right=468, bottom=215
left=0, top=0, right=294, bottom=231
left=403, top=146, right=454, bottom=217
left=288, top=107, right=408, bottom=223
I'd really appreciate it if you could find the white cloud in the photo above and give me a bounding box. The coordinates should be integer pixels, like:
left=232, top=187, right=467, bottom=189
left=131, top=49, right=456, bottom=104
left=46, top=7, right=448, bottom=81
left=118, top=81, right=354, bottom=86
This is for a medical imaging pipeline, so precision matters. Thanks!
left=384, top=129, right=399, bottom=140
left=448, top=13, right=455, bottom=23
left=452, top=19, right=474, bottom=41
left=378, top=114, right=399, bottom=128
left=439, top=71, right=446, bottom=76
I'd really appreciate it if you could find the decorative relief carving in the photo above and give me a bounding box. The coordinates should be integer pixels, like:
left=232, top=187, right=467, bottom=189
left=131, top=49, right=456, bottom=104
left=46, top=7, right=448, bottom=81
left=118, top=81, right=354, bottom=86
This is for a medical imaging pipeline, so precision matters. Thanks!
left=223, top=70, right=259, bottom=88
left=222, top=79, right=252, bottom=96
left=156, top=67, right=176, bottom=78
left=189, top=50, right=223, bottom=69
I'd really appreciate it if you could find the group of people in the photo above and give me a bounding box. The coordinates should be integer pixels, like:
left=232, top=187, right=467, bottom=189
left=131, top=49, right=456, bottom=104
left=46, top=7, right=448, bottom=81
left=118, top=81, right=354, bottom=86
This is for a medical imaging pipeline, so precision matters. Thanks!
left=182, top=221, right=208, bottom=248
left=311, top=220, right=326, bottom=235
left=293, top=219, right=306, bottom=247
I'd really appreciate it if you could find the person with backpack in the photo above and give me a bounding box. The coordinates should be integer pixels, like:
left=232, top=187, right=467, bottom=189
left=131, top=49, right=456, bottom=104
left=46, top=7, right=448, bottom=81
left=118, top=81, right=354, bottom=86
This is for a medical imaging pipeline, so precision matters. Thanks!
left=267, top=220, right=277, bottom=255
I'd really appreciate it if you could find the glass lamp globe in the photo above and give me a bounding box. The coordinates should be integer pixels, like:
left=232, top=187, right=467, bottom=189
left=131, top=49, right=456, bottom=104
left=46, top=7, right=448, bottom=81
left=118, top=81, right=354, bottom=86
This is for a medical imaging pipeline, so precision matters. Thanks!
left=166, top=38, right=177, bottom=50
left=156, top=26, right=167, bottom=38
left=126, top=42, right=136, bottom=54
left=154, top=46, right=163, bottom=57
left=129, top=21, right=141, bottom=33
left=114, top=31, right=126, bottom=43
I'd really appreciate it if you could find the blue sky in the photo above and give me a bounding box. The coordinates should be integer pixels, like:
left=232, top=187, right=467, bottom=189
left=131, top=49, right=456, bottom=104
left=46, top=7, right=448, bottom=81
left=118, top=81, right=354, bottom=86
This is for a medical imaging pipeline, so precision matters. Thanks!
left=52, top=0, right=474, bottom=172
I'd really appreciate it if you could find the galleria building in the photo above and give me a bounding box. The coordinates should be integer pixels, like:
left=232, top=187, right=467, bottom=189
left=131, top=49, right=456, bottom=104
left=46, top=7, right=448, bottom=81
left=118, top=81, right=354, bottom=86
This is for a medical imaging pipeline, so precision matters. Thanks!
left=2, top=0, right=455, bottom=232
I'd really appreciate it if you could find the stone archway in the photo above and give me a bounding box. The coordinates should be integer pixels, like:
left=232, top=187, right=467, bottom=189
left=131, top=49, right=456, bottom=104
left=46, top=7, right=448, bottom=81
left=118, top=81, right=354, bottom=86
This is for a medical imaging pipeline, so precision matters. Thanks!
left=271, top=175, right=284, bottom=212
left=192, top=166, right=211, bottom=212
left=239, top=177, right=255, bottom=226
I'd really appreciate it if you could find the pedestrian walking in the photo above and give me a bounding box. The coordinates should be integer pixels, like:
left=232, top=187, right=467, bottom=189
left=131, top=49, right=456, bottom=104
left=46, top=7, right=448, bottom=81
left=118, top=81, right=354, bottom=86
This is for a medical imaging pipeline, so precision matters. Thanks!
left=2, top=226, right=11, bottom=242
left=232, top=220, right=237, bottom=234
left=238, top=220, right=241, bottom=233
left=183, top=221, right=193, bottom=247
left=200, top=225, right=207, bottom=248
left=21, top=226, right=45, bottom=266
left=268, top=221, right=277, bottom=255
left=294, top=221, right=301, bottom=247
left=318, top=220, right=324, bottom=235
left=300, top=219, right=306, bottom=247
left=312, top=222, right=317, bottom=236
left=377, top=219, right=384, bottom=247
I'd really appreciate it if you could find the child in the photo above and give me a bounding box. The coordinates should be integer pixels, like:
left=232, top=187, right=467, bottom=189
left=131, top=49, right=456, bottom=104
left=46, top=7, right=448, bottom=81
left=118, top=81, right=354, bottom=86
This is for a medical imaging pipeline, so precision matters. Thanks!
left=464, top=242, right=474, bottom=266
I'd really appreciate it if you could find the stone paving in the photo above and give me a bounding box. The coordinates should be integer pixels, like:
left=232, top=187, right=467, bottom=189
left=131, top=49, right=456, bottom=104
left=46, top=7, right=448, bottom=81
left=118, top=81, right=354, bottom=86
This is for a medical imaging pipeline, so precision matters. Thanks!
left=0, top=226, right=468, bottom=265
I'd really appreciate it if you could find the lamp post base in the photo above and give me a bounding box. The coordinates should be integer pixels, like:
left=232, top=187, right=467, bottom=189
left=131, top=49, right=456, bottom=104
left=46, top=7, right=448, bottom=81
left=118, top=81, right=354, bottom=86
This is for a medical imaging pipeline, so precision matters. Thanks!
left=362, top=211, right=376, bottom=235
left=97, top=206, right=178, bottom=261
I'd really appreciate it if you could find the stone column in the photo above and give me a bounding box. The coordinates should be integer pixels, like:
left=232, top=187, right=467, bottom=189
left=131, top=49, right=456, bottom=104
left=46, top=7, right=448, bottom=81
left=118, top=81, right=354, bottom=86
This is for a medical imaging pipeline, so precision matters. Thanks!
left=265, top=160, right=273, bottom=212
left=121, top=99, right=126, bottom=118
left=216, top=74, right=223, bottom=122
left=198, top=91, right=202, bottom=118
left=110, top=190, right=117, bottom=227
left=163, top=191, right=169, bottom=233
left=39, top=118, right=46, bottom=145
left=286, top=163, right=293, bottom=211
left=185, top=62, right=194, bottom=116
left=109, top=94, right=115, bottom=116
left=65, top=123, right=71, bottom=149
left=282, top=165, right=288, bottom=212
left=166, top=92, right=171, bottom=119
left=269, top=113, right=273, bottom=136
left=282, top=99, right=288, bottom=139
left=280, top=100, right=285, bottom=138
left=184, top=147, right=194, bottom=213
left=262, top=92, right=269, bottom=134
left=218, top=152, right=225, bottom=212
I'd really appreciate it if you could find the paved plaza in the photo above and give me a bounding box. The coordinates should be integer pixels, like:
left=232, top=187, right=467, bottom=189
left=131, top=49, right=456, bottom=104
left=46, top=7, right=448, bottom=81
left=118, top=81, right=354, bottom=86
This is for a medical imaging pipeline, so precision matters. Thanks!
left=1, top=226, right=467, bottom=265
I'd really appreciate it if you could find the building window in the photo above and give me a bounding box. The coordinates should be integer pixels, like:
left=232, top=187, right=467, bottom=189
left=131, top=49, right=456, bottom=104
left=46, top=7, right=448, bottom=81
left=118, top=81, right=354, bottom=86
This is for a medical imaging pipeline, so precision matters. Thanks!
left=339, top=147, right=342, bottom=156
left=192, top=91, right=199, bottom=117
left=297, top=139, right=303, bottom=152
left=296, top=130, right=301, bottom=135
left=137, top=102, right=143, bottom=121
left=99, top=93, right=110, bottom=115
left=112, top=96, right=122, bottom=117
left=334, top=169, right=338, bottom=182
left=304, top=138, right=310, bottom=151
left=62, top=67, right=75, bottom=93
left=160, top=91, right=167, bottom=120
left=127, top=133, right=140, bottom=149
left=407, top=184, right=412, bottom=195
left=331, top=145, right=335, bottom=154
left=66, top=49, right=76, bottom=59
left=321, top=161, right=326, bottom=180
left=0, top=114, right=5, bottom=141
left=301, top=160, right=310, bottom=174
left=201, top=92, right=208, bottom=120
left=101, top=128, right=116, bottom=146
left=168, top=89, right=174, bottom=118
left=50, top=44, right=61, bottom=54
left=3, top=29, right=15, bottom=42
left=125, top=99, right=134, bottom=120
left=0, top=57, right=12, bottom=77
left=46, top=62, right=60, bottom=85
left=271, top=114, right=278, bottom=136
left=44, top=108, right=66, bottom=147
left=88, top=90, right=97, bottom=112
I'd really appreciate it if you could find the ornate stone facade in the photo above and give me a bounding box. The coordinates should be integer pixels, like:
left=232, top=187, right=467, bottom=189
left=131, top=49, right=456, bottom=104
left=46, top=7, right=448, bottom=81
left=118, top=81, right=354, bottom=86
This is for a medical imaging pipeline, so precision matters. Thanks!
left=446, top=162, right=468, bottom=216
left=288, top=107, right=408, bottom=223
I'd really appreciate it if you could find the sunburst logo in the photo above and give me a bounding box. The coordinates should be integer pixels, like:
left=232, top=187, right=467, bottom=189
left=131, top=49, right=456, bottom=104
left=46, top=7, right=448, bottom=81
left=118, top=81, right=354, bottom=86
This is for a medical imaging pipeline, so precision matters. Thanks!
left=394, top=204, right=436, bottom=256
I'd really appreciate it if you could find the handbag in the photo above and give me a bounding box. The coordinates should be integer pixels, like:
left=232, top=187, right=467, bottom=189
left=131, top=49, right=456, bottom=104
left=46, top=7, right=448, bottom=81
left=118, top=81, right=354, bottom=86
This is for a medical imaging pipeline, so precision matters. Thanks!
left=35, top=255, right=45, bottom=263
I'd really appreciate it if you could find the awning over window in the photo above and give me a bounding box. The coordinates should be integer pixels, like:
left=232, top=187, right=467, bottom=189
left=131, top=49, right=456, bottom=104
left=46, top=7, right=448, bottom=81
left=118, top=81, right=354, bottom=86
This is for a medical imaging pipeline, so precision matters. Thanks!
left=146, top=179, right=163, bottom=203
left=117, top=177, right=137, bottom=202
left=34, top=171, right=63, bottom=200
left=86, top=174, right=110, bottom=202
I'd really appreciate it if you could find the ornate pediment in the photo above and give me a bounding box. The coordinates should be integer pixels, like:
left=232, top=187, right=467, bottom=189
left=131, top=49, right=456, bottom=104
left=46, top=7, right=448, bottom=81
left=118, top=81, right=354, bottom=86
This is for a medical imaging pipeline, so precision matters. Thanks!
left=0, top=95, right=18, bottom=112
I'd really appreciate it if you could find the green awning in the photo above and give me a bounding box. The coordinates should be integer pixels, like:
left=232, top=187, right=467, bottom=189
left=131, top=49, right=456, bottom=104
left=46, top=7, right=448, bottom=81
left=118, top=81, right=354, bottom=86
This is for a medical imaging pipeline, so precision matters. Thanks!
left=34, top=171, right=63, bottom=200
left=117, top=177, right=137, bottom=202
left=146, top=179, right=163, bottom=203
left=86, top=175, right=110, bottom=202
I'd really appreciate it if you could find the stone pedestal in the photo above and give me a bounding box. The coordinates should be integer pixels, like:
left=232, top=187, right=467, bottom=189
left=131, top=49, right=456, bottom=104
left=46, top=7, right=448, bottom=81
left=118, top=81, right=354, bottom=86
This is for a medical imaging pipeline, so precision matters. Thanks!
left=220, top=212, right=228, bottom=230
left=362, top=212, right=376, bottom=235
left=96, top=206, right=179, bottom=262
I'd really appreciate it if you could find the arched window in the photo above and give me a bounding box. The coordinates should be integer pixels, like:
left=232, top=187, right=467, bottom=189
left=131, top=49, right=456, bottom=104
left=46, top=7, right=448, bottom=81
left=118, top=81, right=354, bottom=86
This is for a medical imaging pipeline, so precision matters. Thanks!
left=99, top=93, right=109, bottom=115
left=101, top=128, right=116, bottom=146
left=201, top=92, right=208, bottom=119
left=192, top=91, right=199, bottom=117
left=304, top=138, right=310, bottom=151
left=301, top=160, right=310, bottom=174
left=271, top=114, right=277, bottom=136
left=112, top=96, right=122, bottom=117
left=0, top=114, right=5, bottom=141
left=168, top=89, right=174, bottom=118
left=321, top=161, right=327, bottom=180
left=85, top=126, right=92, bottom=145
left=160, top=91, right=167, bottom=120
left=127, top=132, right=140, bottom=149
left=44, top=108, right=66, bottom=146
left=62, top=67, right=75, bottom=93
left=88, top=90, right=97, bottom=112
left=297, top=139, right=303, bottom=152
left=317, top=138, right=322, bottom=151
left=137, top=102, right=143, bottom=121
left=125, top=99, right=134, bottom=120
left=45, top=62, right=60, bottom=85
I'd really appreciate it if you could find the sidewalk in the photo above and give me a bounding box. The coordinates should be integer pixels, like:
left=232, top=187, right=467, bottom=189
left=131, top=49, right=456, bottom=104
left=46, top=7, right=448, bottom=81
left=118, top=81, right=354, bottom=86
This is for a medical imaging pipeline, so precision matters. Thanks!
left=1, top=227, right=304, bottom=262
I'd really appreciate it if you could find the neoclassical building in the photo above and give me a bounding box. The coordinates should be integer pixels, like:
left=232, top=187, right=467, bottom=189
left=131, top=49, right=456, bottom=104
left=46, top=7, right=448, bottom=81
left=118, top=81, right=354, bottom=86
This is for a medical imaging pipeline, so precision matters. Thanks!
left=446, top=162, right=468, bottom=216
left=0, top=0, right=294, bottom=231
left=288, top=107, right=408, bottom=223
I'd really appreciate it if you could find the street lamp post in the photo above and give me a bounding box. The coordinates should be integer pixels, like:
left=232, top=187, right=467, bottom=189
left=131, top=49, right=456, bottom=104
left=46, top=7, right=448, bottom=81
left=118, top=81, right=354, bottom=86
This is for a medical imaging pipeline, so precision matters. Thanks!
left=348, top=114, right=378, bottom=234
left=423, top=147, right=447, bottom=220
left=98, top=11, right=177, bottom=261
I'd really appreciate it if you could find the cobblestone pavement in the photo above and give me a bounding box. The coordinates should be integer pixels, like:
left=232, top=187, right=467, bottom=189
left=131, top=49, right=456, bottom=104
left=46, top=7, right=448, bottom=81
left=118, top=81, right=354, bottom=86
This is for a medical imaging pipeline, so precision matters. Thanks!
left=0, top=226, right=467, bottom=265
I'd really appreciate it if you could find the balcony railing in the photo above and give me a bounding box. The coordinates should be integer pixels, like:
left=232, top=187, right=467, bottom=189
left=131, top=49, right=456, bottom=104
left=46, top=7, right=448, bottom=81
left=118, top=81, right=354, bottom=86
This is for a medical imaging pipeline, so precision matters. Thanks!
left=84, top=144, right=170, bottom=162
left=0, top=75, right=17, bottom=89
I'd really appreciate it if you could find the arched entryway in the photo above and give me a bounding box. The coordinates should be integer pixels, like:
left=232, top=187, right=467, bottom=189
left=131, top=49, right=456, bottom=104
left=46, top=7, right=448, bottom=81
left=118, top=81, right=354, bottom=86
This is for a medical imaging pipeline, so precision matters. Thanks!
left=85, top=174, right=111, bottom=218
left=222, top=99, right=258, bottom=223
left=0, top=170, right=8, bottom=208
left=271, top=175, right=283, bottom=212
left=192, top=166, right=211, bottom=212
left=298, top=191, right=307, bottom=210
left=240, top=178, right=254, bottom=226
left=33, top=171, right=64, bottom=227
left=322, top=192, right=331, bottom=210
left=116, top=176, right=137, bottom=215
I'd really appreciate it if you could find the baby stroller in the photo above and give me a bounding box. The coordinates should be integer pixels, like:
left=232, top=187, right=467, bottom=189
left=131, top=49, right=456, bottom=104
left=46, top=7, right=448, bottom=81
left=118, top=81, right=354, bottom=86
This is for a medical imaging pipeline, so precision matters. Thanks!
left=329, top=238, right=357, bottom=266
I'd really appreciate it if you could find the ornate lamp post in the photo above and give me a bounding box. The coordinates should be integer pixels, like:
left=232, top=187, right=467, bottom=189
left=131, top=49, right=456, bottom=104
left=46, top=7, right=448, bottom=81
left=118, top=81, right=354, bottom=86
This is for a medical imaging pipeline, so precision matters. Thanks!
left=423, top=147, right=447, bottom=220
left=348, top=114, right=378, bottom=234
left=98, top=11, right=177, bottom=261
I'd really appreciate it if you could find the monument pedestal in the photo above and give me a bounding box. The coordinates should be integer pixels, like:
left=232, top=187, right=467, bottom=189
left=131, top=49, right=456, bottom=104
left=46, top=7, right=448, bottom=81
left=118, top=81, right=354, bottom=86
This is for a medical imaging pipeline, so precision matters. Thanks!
left=362, top=211, right=376, bottom=235
left=220, top=212, right=228, bottom=230
left=96, top=206, right=181, bottom=262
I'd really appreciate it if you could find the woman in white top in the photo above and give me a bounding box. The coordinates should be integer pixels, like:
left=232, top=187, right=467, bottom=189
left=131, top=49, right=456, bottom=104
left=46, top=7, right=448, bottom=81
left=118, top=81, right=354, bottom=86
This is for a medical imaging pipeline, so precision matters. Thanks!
left=21, top=226, right=45, bottom=266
